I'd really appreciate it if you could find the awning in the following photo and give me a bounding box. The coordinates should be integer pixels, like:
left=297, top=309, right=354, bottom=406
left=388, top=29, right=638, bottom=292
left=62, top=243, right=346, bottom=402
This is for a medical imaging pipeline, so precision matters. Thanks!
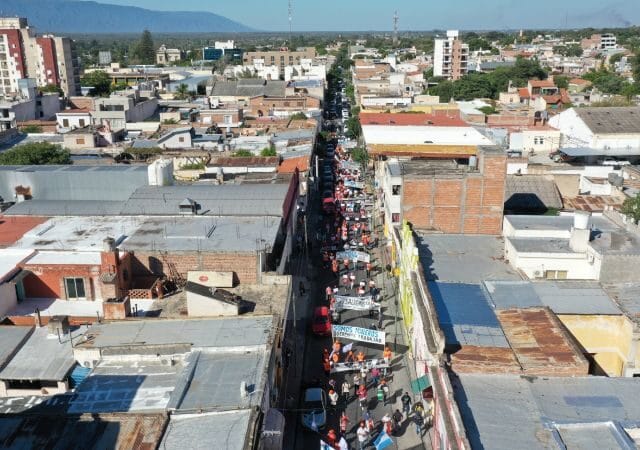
left=410, top=375, right=432, bottom=394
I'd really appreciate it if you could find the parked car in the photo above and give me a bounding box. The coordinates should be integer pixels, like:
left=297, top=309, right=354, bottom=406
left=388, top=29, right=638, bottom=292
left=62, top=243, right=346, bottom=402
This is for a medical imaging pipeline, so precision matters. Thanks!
left=312, top=306, right=332, bottom=336
left=599, top=157, right=630, bottom=166
left=301, top=388, right=327, bottom=430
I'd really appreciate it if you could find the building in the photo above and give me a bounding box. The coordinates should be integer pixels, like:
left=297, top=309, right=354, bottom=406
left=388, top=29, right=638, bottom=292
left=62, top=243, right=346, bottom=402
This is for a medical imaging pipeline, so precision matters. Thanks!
left=242, top=47, right=316, bottom=77
left=156, top=45, right=183, bottom=65
left=549, top=107, right=640, bottom=159
left=55, top=108, right=91, bottom=133
left=433, top=30, right=469, bottom=81
left=92, top=89, right=158, bottom=130
left=0, top=79, right=60, bottom=121
left=207, top=79, right=286, bottom=105
left=97, top=51, right=112, bottom=65
left=581, top=33, right=617, bottom=51
left=503, top=212, right=640, bottom=283
left=0, top=17, right=80, bottom=96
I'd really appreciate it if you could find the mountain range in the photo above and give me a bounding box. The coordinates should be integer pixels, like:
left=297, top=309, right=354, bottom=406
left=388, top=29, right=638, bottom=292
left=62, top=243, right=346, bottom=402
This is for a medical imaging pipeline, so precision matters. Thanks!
left=0, top=0, right=252, bottom=33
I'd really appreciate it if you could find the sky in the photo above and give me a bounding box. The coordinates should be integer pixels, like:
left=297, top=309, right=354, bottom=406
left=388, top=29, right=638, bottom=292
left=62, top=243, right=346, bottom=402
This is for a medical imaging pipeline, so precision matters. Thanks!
left=79, top=0, right=640, bottom=31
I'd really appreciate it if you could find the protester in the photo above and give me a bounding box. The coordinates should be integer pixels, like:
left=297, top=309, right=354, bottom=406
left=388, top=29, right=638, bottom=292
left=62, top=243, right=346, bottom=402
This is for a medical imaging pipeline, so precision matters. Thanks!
left=401, top=391, right=412, bottom=415
left=341, top=379, right=350, bottom=403
left=328, top=389, right=339, bottom=407
left=413, top=412, right=425, bottom=435
left=356, top=351, right=365, bottom=363
left=381, top=412, right=393, bottom=435
left=370, top=367, right=380, bottom=386
left=340, top=411, right=350, bottom=435
left=379, top=378, right=390, bottom=404
left=356, top=421, right=369, bottom=450
left=327, top=429, right=338, bottom=446
left=323, top=357, right=331, bottom=377
left=353, top=373, right=361, bottom=396
left=357, top=384, right=367, bottom=410
left=392, top=409, right=404, bottom=435
left=345, top=350, right=355, bottom=363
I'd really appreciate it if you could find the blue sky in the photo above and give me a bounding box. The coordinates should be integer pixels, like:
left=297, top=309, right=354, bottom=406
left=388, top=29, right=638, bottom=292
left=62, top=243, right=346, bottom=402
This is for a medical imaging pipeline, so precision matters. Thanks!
left=80, top=0, right=640, bottom=31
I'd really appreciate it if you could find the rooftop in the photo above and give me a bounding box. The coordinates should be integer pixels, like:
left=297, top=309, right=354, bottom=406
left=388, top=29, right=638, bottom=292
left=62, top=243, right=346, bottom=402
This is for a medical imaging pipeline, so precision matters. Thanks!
left=486, top=280, right=622, bottom=315
left=416, top=234, right=520, bottom=283
left=359, top=112, right=466, bottom=127
left=0, top=216, right=48, bottom=247
left=452, top=374, right=640, bottom=450
left=4, top=200, right=126, bottom=217
left=159, top=411, right=252, bottom=450
left=504, top=175, right=562, bottom=212
left=209, top=80, right=286, bottom=98
left=0, top=248, right=35, bottom=281
left=120, top=184, right=289, bottom=217
left=26, top=251, right=102, bottom=266
left=603, top=283, right=640, bottom=326
left=75, top=316, right=273, bottom=351
left=362, top=125, right=495, bottom=146
left=0, top=327, right=75, bottom=382
left=121, top=215, right=281, bottom=253
left=0, top=326, right=33, bottom=371
left=575, top=107, right=640, bottom=134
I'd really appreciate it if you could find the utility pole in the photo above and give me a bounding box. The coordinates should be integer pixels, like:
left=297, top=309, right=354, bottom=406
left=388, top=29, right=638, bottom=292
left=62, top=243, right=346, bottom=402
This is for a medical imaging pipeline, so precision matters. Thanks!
left=393, top=11, right=399, bottom=47
left=288, top=0, right=293, bottom=46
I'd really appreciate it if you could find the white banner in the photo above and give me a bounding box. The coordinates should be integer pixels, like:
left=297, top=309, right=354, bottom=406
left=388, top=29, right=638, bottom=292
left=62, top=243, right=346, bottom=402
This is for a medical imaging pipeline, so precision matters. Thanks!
left=332, top=325, right=385, bottom=345
left=339, top=160, right=360, bottom=170
left=334, top=295, right=380, bottom=311
left=330, top=358, right=390, bottom=373
left=344, top=180, right=365, bottom=189
left=336, top=250, right=370, bottom=263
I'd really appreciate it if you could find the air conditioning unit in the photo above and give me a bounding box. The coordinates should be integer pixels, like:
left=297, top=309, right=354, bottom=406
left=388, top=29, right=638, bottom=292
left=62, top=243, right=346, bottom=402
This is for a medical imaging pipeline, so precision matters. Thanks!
left=533, top=270, right=541, bottom=277
left=82, top=360, right=99, bottom=369
left=161, top=358, right=175, bottom=367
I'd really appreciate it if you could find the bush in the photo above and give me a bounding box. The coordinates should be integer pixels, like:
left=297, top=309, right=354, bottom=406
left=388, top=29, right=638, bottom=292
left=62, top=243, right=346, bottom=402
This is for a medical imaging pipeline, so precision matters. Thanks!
left=0, top=142, right=71, bottom=165
left=232, top=149, right=254, bottom=157
left=289, top=112, right=307, bottom=120
left=21, top=125, right=43, bottom=134
left=180, top=162, right=205, bottom=170
left=260, top=147, right=277, bottom=157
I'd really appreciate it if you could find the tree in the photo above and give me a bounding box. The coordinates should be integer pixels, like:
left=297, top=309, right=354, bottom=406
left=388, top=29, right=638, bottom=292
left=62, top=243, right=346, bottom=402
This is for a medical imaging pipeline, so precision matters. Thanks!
left=174, top=83, right=190, bottom=100
left=21, top=125, right=43, bottom=134
left=555, top=75, right=570, bottom=90
left=134, top=30, right=155, bottom=65
left=289, top=112, right=307, bottom=120
left=232, top=149, right=254, bottom=157
left=39, top=84, right=63, bottom=96
left=0, top=142, right=71, bottom=165
left=260, top=147, right=277, bottom=157
left=622, top=194, right=640, bottom=223
left=81, top=70, right=112, bottom=96
left=582, top=69, right=627, bottom=94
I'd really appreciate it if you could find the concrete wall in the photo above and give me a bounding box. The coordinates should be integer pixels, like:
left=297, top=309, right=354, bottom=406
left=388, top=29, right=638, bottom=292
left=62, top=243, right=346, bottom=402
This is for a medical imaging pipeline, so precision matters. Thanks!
left=0, top=282, right=17, bottom=317
left=131, top=251, right=259, bottom=284
left=600, top=254, right=640, bottom=283
left=558, top=314, right=634, bottom=377
left=187, top=292, right=238, bottom=316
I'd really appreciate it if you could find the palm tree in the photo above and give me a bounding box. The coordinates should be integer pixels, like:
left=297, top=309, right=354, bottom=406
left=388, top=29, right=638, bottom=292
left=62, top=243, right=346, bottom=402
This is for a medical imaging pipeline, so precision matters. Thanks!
left=175, top=83, right=190, bottom=100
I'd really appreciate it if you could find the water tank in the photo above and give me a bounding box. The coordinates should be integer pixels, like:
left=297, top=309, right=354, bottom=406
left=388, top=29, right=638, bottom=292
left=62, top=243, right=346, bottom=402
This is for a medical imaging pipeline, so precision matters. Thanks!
left=607, top=173, right=624, bottom=187
left=468, top=155, right=478, bottom=170
left=103, top=237, right=116, bottom=252
left=573, top=210, right=591, bottom=230
left=217, top=143, right=225, bottom=152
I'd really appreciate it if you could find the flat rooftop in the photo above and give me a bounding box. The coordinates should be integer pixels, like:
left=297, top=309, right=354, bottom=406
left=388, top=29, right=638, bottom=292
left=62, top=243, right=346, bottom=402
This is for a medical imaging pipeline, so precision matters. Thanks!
left=12, top=216, right=144, bottom=252
left=505, top=214, right=617, bottom=233
left=0, top=249, right=35, bottom=281
left=603, top=283, right=640, bottom=326
left=362, top=125, right=495, bottom=146
left=485, top=280, right=622, bottom=315
left=0, top=327, right=75, bottom=382
left=416, top=234, right=520, bottom=283
left=169, top=350, right=267, bottom=411
left=0, top=326, right=33, bottom=371
left=76, top=316, right=273, bottom=351
left=400, top=159, right=471, bottom=178
left=452, top=374, right=640, bottom=450
left=159, top=411, right=252, bottom=450
left=121, top=216, right=281, bottom=253
left=26, top=251, right=102, bottom=266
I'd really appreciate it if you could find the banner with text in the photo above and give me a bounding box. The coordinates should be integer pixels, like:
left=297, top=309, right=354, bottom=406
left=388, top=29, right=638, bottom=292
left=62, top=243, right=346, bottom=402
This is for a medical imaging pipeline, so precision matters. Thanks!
left=330, top=359, right=390, bottom=374
left=344, top=180, right=365, bottom=190
left=336, top=250, right=370, bottom=263
left=339, top=160, right=361, bottom=171
left=332, top=325, right=385, bottom=345
left=334, top=295, right=380, bottom=311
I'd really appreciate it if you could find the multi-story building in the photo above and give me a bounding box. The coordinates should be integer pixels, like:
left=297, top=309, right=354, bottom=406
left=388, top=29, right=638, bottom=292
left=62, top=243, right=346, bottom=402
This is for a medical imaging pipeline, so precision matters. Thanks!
left=433, top=30, right=469, bottom=81
left=242, top=47, right=316, bottom=77
left=156, top=45, right=183, bottom=65
left=0, top=18, right=80, bottom=97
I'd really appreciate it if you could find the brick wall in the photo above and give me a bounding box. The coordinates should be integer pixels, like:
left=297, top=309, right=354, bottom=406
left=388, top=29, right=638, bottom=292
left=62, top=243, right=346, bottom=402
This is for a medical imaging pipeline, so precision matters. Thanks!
left=131, top=251, right=259, bottom=285
left=403, top=150, right=506, bottom=235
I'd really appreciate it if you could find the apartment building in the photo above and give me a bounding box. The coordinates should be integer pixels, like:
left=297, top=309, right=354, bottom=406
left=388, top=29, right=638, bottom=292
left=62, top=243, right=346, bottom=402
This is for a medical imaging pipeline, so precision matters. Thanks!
left=0, top=18, right=80, bottom=97
left=433, top=30, right=469, bottom=81
left=242, top=47, right=316, bottom=77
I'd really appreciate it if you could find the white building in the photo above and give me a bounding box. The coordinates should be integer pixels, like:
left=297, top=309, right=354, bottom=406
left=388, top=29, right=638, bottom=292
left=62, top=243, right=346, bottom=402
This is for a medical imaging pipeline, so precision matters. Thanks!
left=433, top=30, right=469, bottom=81
left=600, top=33, right=617, bottom=50
left=215, top=40, right=235, bottom=50
left=549, top=107, right=640, bottom=155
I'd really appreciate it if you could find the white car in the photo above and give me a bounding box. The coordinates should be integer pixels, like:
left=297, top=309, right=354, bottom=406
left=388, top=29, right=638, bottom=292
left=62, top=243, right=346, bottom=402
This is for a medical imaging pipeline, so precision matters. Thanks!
left=301, top=387, right=327, bottom=431
left=599, top=157, right=630, bottom=166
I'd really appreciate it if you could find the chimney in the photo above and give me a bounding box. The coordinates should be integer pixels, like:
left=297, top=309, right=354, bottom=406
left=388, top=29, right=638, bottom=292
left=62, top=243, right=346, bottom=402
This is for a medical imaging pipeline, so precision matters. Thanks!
left=35, top=308, right=42, bottom=328
left=569, top=211, right=591, bottom=252
left=103, top=237, right=116, bottom=253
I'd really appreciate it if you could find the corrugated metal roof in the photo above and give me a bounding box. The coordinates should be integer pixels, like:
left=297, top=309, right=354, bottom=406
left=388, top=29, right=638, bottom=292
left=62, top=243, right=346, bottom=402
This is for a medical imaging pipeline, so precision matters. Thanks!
left=0, top=165, right=149, bottom=202
left=159, top=411, right=251, bottom=450
left=120, top=184, right=289, bottom=217
left=575, top=107, right=640, bottom=134
left=4, top=200, right=125, bottom=216
left=0, top=326, right=32, bottom=370
left=505, top=175, right=562, bottom=212
left=428, top=282, right=509, bottom=348
left=209, top=80, right=286, bottom=98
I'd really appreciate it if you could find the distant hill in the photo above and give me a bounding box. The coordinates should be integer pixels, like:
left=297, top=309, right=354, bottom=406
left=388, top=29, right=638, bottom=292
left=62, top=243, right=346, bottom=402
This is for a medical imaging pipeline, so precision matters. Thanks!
left=0, top=0, right=253, bottom=33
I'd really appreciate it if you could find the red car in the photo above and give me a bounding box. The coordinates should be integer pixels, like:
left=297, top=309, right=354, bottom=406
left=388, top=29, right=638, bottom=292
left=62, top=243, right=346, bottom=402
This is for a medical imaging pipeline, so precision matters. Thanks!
left=312, top=306, right=332, bottom=336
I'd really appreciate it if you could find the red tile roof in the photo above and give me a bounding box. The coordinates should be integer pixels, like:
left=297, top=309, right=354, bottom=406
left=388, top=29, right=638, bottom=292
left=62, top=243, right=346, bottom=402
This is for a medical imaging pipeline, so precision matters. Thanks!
left=57, top=109, right=91, bottom=114
left=529, top=79, right=556, bottom=88
left=278, top=155, right=309, bottom=173
left=359, top=112, right=466, bottom=127
left=518, top=88, right=531, bottom=98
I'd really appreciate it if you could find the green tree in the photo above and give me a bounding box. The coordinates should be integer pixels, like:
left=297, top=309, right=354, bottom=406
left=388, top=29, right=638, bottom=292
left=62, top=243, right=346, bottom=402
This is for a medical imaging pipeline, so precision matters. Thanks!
left=289, top=112, right=307, bottom=120
left=174, top=83, right=190, bottom=100
left=583, top=69, right=627, bottom=94
left=622, top=194, right=640, bottom=223
left=134, top=30, right=155, bottom=65
left=39, top=84, right=63, bottom=96
left=0, top=142, right=71, bottom=165
left=232, top=149, right=254, bottom=157
left=608, top=52, right=624, bottom=66
left=21, top=125, right=43, bottom=134
left=260, top=147, right=277, bottom=157
left=555, top=75, right=570, bottom=89
left=81, top=70, right=112, bottom=96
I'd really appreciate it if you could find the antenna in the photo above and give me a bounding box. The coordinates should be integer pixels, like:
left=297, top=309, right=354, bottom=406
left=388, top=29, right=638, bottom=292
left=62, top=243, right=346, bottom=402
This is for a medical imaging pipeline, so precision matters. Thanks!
left=288, top=0, right=293, bottom=44
left=393, top=11, right=399, bottom=46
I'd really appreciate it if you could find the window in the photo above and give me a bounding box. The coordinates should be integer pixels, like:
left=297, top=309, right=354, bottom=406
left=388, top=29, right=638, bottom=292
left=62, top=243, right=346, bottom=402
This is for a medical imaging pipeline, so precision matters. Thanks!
left=545, top=270, right=567, bottom=280
left=391, top=213, right=400, bottom=223
left=534, top=136, right=545, bottom=145
left=392, top=185, right=401, bottom=195
left=178, top=137, right=185, bottom=143
left=79, top=119, right=85, bottom=127
left=65, top=277, right=86, bottom=299
left=62, top=118, right=69, bottom=127
left=76, top=138, right=85, bottom=145
left=223, top=115, right=232, bottom=124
